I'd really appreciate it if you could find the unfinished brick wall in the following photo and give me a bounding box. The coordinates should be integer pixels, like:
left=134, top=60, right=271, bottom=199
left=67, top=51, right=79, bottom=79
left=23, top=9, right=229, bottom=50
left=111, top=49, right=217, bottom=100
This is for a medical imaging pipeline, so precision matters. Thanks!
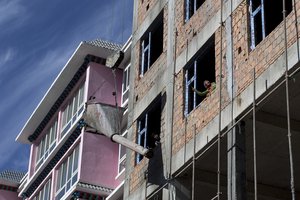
left=172, top=0, right=300, bottom=155
left=232, top=1, right=299, bottom=96
left=128, top=92, right=167, bottom=194
left=133, top=6, right=168, bottom=105
left=175, top=0, right=221, bottom=57
left=128, top=0, right=300, bottom=196
left=137, top=0, right=158, bottom=26
left=172, top=26, right=230, bottom=154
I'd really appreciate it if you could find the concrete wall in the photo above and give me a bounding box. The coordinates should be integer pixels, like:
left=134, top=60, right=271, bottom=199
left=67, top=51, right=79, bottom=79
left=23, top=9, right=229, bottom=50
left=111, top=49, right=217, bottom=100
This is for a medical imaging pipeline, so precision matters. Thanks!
left=80, top=132, right=119, bottom=189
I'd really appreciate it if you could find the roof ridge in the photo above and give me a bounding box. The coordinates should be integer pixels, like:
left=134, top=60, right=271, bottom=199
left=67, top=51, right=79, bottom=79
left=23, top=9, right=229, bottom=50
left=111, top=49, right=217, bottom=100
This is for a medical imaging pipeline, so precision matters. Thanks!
left=83, top=39, right=122, bottom=51
left=0, top=170, right=26, bottom=183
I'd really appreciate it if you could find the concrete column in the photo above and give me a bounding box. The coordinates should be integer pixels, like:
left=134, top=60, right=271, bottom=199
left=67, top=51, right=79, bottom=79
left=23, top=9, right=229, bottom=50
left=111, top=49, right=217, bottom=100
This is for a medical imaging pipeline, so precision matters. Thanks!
left=227, top=121, right=246, bottom=200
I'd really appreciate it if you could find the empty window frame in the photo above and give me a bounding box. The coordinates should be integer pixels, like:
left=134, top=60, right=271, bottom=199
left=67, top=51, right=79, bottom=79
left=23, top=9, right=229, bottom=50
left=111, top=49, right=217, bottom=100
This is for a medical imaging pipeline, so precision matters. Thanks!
left=36, top=120, right=57, bottom=170
left=56, top=146, right=79, bottom=200
left=249, top=0, right=292, bottom=50
left=140, top=11, right=164, bottom=76
left=136, top=97, right=161, bottom=163
left=122, top=64, right=130, bottom=106
left=61, top=83, right=85, bottom=137
left=184, top=35, right=215, bottom=115
left=185, top=0, right=205, bottom=21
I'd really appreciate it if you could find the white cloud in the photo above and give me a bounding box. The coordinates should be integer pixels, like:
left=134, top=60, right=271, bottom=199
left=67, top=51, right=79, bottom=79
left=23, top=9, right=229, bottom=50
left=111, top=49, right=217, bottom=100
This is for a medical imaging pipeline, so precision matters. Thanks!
left=0, top=48, right=15, bottom=63
left=0, top=0, right=27, bottom=29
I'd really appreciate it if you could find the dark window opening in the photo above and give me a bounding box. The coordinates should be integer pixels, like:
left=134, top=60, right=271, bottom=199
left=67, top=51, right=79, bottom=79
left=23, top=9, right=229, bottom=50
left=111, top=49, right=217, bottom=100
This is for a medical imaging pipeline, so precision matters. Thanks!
left=249, top=0, right=292, bottom=49
left=185, top=35, right=215, bottom=115
left=136, top=97, right=161, bottom=163
left=140, top=11, right=164, bottom=76
left=185, top=0, right=206, bottom=21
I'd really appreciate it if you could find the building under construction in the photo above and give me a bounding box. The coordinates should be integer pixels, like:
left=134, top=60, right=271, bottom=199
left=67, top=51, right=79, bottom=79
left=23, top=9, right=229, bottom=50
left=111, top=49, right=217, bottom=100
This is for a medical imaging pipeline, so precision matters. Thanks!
left=124, top=0, right=300, bottom=199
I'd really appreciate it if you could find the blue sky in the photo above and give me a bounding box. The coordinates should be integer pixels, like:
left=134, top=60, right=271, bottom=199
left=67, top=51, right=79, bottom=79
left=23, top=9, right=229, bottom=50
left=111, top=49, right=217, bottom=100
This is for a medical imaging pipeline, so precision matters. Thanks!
left=0, top=0, right=133, bottom=172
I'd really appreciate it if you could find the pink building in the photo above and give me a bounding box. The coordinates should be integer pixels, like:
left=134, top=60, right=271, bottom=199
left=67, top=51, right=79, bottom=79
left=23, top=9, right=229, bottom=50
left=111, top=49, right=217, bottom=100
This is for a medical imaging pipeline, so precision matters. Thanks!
left=16, top=38, right=131, bottom=200
left=0, top=170, right=25, bottom=200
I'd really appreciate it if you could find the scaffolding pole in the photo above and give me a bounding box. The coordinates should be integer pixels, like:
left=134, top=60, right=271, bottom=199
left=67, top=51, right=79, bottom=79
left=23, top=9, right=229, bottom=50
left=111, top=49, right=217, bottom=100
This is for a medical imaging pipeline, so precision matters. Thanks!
left=192, top=125, right=196, bottom=200
left=252, top=69, right=258, bottom=200
left=283, top=0, right=296, bottom=199
left=216, top=0, right=224, bottom=198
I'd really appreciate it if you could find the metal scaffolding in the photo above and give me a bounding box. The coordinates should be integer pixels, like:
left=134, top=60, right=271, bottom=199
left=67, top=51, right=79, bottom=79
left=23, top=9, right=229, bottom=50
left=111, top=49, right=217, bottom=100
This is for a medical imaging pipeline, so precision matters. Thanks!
left=144, top=0, right=300, bottom=199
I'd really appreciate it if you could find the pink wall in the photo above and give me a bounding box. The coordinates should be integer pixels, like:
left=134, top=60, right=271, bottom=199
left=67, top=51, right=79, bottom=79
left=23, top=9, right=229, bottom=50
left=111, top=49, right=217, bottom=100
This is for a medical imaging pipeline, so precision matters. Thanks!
left=0, top=190, right=21, bottom=200
left=80, top=132, right=119, bottom=188
left=87, top=63, right=123, bottom=106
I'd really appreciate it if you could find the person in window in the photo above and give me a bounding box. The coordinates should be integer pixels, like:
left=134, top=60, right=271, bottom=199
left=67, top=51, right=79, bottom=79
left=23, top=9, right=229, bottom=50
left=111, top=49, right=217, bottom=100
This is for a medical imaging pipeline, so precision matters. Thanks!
left=192, top=80, right=216, bottom=97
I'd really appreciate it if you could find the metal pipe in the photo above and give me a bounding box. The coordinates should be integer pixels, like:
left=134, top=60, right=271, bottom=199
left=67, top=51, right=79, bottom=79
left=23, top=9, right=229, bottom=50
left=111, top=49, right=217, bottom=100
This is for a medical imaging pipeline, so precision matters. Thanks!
left=283, top=0, right=296, bottom=198
left=252, top=69, right=258, bottom=200
left=217, top=0, right=224, bottom=198
left=192, top=125, right=196, bottom=200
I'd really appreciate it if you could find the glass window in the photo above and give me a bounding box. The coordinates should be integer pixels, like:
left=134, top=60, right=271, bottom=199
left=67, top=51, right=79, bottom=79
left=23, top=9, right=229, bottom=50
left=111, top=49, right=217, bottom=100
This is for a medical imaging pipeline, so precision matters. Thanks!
left=56, top=146, right=79, bottom=200
left=36, top=119, right=57, bottom=170
left=33, top=179, right=51, bottom=200
left=61, top=83, right=85, bottom=137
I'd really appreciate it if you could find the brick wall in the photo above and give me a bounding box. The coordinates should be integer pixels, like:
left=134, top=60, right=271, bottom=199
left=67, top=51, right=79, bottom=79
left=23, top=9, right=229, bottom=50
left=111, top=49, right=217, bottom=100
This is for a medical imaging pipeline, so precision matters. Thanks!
left=172, top=0, right=300, bottom=154
left=175, top=0, right=221, bottom=57
left=137, top=0, right=158, bottom=27
left=129, top=0, right=300, bottom=196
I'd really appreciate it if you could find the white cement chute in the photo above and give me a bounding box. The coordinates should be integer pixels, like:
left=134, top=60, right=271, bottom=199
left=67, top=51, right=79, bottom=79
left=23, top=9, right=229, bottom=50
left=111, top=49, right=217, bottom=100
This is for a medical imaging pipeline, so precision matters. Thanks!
left=82, top=102, right=153, bottom=158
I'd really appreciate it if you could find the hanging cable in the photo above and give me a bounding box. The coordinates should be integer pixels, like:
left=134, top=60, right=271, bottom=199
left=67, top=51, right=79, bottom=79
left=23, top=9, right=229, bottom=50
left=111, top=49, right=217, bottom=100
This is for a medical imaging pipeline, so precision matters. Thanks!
left=282, top=0, right=296, bottom=199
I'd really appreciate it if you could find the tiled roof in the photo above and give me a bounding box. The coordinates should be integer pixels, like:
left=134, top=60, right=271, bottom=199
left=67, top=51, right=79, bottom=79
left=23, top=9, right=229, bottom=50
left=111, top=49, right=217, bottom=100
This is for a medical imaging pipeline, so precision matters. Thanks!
left=0, top=170, right=26, bottom=184
left=84, top=39, right=122, bottom=51
left=78, top=182, right=113, bottom=193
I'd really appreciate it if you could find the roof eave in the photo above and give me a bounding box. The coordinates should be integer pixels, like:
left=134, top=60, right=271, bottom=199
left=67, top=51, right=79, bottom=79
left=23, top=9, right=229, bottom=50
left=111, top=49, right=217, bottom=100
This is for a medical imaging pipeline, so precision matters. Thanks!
left=16, top=42, right=116, bottom=144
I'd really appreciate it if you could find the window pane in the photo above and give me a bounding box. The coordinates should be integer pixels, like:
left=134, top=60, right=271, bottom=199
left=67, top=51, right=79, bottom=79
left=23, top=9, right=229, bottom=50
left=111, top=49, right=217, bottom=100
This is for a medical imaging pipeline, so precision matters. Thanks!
left=73, top=147, right=79, bottom=172
left=79, top=84, right=84, bottom=105
left=67, top=101, right=73, bottom=122
left=61, top=163, right=67, bottom=186
left=74, top=91, right=79, bottom=113
left=67, top=155, right=73, bottom=180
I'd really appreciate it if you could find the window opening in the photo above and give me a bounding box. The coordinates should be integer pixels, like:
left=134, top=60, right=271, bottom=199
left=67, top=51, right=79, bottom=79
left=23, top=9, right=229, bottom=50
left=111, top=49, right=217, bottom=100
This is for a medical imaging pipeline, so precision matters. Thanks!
left=249, top=0, right=292, bottom=49
left=136, top=97, right=161, bottom=163
left=140, top=11, right=163, bottom=76
left=184, top=35, right=215, bottom=115
left=185, top=0, right=205, bottom=21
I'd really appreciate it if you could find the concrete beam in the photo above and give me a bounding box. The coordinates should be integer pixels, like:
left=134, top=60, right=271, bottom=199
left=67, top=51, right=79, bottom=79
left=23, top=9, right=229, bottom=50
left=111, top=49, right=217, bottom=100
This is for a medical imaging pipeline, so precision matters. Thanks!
left=256, top=111, right=300, bottom=133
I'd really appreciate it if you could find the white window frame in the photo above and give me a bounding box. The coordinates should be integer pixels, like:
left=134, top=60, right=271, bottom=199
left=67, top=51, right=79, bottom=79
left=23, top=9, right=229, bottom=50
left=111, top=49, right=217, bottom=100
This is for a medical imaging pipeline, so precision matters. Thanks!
left=184, top=61, right=197, bottom=116
left=35, top=120, right=58, bottom=170
left=136, top=114, right=148, bottom=164
left=61, top=83, right=85, bottom=138
left=55, top=146, right=79, bottom=200
left=249, top=0, right=266, bottom=50
left=33, top=179, right=51, bottom=200
left=140, top=32, right=151, bottom=76
left=117, top=130, right=128, bottom=175
left=121, top=64, right=130, bottom=107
